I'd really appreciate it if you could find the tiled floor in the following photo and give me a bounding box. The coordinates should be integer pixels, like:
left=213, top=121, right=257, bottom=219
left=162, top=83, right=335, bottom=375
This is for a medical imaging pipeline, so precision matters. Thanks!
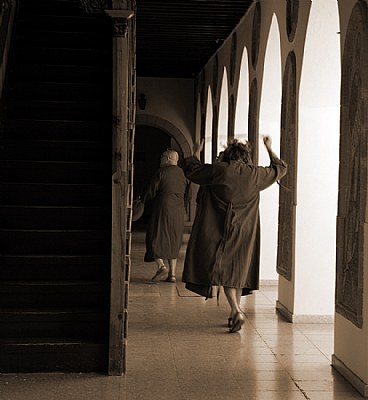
left=0, top=231, right=364, bottom=400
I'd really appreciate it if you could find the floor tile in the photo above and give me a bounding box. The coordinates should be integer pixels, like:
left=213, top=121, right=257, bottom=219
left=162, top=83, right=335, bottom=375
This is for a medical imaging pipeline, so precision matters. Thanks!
left=0, top=231, right=365, bottom=400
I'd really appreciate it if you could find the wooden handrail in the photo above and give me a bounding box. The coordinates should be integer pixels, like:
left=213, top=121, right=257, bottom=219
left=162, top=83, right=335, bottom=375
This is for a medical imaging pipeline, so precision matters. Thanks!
left=0, top=0, right=17, bottom=99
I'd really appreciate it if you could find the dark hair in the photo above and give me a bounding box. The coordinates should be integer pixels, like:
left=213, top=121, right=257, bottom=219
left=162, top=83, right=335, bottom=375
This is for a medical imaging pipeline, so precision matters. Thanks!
left=222, top=139, right=253, bottom=164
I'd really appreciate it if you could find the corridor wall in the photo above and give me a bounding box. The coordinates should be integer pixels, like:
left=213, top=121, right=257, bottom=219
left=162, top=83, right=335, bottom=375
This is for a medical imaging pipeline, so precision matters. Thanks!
left=194, top=0, right=340, bottom=320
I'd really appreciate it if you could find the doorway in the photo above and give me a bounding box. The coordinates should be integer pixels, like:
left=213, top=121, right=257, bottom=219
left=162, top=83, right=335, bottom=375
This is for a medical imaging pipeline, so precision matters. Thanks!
left=133, top=124, right=183, bottom=227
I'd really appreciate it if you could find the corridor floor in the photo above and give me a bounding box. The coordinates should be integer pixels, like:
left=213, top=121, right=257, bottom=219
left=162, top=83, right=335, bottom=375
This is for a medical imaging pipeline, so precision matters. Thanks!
left=0, top=231, right=364, bottom=400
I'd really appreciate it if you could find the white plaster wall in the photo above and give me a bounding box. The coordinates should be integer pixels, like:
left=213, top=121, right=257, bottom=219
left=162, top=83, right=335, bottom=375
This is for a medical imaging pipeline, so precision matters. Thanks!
left=335, top=313, right=368, bottom=384
left=137, top=77, right=195, bottom=148
left=335, top=217, right=368, bottom=382
left=296, top=0, right=340, bottom=315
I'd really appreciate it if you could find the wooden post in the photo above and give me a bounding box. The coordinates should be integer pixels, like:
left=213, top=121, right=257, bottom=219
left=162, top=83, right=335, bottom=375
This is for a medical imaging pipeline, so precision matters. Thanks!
left=105, top=8, right=134, bottom=376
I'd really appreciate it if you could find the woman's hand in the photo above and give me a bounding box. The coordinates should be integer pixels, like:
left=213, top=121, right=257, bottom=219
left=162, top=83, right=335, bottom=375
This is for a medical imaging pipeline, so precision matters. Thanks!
left=262, top=135, right=272, bottom=150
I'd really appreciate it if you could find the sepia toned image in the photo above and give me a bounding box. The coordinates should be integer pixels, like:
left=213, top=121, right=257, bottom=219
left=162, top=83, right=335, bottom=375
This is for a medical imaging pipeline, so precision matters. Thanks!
left=0, top=0, right=367, bottom=399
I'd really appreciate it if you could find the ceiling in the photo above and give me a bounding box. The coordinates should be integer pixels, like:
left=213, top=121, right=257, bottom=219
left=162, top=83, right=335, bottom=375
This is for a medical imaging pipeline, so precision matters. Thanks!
left=135, top=0, right=254, bottom=78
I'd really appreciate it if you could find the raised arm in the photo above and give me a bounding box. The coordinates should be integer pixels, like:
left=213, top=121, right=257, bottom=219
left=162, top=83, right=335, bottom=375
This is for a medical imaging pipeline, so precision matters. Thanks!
left=257, top=135, right=287, bottom=190
left=263, top=135, right=280, bottom=164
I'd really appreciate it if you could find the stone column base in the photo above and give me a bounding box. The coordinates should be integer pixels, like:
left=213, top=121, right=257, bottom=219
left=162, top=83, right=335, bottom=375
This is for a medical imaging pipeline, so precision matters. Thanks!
left=276, top=301, right=334, bottom=323
left=332, top=354, right=368, bottom=398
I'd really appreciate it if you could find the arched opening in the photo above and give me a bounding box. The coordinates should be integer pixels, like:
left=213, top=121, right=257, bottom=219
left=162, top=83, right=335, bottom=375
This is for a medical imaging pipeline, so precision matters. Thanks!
left=133, top=114, right=192, bottom=227
left=259, top=14, right=282, bottom=281
left=204, top=86, right=213, bottom=163
left=218, top=68, right=229, bottom=152
left=295, top=0, right=340, bottom=317
left=133, top=125, right=182, bottom=226
left=234, top=47, right=249, bottom=141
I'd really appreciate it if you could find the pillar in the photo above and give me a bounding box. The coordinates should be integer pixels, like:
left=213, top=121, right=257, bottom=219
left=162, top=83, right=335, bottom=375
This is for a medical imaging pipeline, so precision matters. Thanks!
left=105, top=6, right=135, bottom=376
left=332, top=1, right=368, bottom=397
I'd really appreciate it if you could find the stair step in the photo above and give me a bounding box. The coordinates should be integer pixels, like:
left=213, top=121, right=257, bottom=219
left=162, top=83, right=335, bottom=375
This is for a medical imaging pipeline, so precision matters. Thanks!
left=4, top=119, right=111, bottom=141
left=17, top=14, right=110, bottom=33
left=0, top=340, right=108, bottom=373
left=0, top=229, right=111, bottom=255
left=0, top=160, right=110, bottom=184
left=14, top=30, right=109, bottom=50
left=10, top=63, right=111, bottom=84
left=0, top=308, right=109, bottom=339
left=0, top=182, right=111, bottom=206
left=0, top=139, right=111, bottom=162
left=0, top=255, right=110, bottom=281
left=13, top=46, right=110, bottom=66
left=1, top=337, right=107, bottom=344
left=0, top=205, right=111, bottom=229
left=6, top=82, right=109, bottom=101
left=5, top=99, right=110, bottom=121
left=19, top=0, right=85, bottom=17
left=0, top=281, right=110, bottom=308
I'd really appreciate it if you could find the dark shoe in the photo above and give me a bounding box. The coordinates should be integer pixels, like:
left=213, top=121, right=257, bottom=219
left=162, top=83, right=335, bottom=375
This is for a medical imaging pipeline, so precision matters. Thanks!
left=151, top=265, right=168, bottom=281
left=229, top=312, right=245, bottom=333
left=164, top=275, right=176, bottom=283
left=227, top=317, right=232, bottom=328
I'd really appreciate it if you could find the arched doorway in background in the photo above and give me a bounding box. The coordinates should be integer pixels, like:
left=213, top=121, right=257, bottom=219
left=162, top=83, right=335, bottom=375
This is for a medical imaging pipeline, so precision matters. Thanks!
left=133, top=124, right=183, bottom=226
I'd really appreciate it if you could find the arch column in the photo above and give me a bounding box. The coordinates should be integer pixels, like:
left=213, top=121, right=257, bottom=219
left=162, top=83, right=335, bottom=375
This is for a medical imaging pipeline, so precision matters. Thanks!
left=275, top=0, right=340, bottom=324
left=105, top=5, right=135, bottom=376
left=332, top=1, right=368, bottom=396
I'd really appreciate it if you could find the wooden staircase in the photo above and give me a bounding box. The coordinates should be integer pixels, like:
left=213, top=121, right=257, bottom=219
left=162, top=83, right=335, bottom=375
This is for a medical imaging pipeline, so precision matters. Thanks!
left=0, top=0, right=113, bottom=372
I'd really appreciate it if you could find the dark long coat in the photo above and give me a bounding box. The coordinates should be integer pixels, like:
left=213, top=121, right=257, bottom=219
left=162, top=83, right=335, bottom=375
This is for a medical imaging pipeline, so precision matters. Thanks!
left=182, top=156, right=287, bottom=297
left=144, top=165, right=188, bottom=262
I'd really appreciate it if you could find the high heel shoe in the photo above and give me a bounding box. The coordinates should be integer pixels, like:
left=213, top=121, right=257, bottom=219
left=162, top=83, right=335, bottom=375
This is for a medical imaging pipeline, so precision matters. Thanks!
left=227, top=317, right=232, bottom=328
left=151, top=265, right=168, bottom=281
left=229, top=312, right=245, bottom=333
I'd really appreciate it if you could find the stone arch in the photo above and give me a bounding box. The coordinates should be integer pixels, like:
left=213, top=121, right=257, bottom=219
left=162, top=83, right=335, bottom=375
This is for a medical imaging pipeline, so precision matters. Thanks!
left=251, top=1, right=261, bottom=69
left=212, top=55, right=219, bottom=98
left=204, top=86, right=214, bottom=163
left=229, top=32, right=237, bottom=87
left=228, top=94, right=235, bottom=140
left=276, top=51, right=297, bottom=282
left=248, top=78, right=259, bottom=162
left=286, top=0, right=299, bottom=42
left=135, top=114, right=192, bottom=158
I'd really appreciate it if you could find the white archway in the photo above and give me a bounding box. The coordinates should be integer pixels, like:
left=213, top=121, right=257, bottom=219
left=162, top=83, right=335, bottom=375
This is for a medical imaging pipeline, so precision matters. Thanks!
left=204, top=86, right=213, bottom=163
left=234, top=48, right=249, bottom=141
left=218, top=68, right=229, bottom=152
left=259, top=14, right=282, bottom=281
left=296, top=0, right=340, bottom=317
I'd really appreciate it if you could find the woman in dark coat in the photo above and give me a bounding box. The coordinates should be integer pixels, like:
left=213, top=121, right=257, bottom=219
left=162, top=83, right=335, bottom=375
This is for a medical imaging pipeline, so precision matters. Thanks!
left=183, top=136, right=287, bottom=332
left=144, top=149, right=188, bottom=282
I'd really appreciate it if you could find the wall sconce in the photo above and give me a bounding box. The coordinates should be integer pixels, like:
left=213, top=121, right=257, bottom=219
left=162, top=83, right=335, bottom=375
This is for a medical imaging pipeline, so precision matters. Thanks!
left=138, top=93, right=147, bottom=110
